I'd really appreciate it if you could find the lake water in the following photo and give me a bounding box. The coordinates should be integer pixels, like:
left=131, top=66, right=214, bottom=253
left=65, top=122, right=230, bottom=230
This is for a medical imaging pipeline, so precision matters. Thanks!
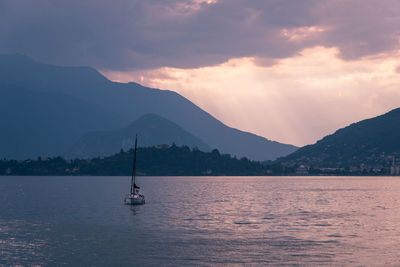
left=1, top=176, right=400, bottom=266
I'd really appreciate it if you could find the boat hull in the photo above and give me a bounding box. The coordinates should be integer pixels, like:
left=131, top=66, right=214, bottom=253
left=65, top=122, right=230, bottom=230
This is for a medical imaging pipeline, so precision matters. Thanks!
left=124, top=195, right=145, bottom=205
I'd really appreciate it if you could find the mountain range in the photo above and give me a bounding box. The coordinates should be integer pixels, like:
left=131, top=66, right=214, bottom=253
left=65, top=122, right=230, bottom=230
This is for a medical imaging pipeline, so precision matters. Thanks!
left=0, top=54, right=297, bottom=160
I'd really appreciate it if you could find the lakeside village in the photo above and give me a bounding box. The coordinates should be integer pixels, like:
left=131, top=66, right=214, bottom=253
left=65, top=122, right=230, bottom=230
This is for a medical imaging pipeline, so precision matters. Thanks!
left=285, top=153, right=400, bottom=176
left=2, top=160, right=400, bottom=176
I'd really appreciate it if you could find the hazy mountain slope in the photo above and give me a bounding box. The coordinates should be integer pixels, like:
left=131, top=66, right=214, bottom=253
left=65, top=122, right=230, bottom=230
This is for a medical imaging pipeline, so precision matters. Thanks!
left=280, top=108, right=400, bottom=166
left=65, top=113, right=211, bottom=158
left=0, top=54, right=298, bottom=160
left=0, top=84, right=124, bottom=159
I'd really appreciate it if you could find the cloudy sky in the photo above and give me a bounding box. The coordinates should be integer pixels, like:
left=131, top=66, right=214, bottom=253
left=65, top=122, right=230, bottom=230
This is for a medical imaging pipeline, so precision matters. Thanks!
left=2, top=0, right=400, bottom=146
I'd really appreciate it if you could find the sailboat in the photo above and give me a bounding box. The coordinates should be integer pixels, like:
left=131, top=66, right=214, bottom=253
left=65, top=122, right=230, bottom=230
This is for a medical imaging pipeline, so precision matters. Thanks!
left=124, top=135, right=145, bottom=205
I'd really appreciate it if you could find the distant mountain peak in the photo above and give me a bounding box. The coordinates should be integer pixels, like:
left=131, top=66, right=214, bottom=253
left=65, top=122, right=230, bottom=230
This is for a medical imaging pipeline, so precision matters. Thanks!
left=0, top=53, right=109, bottom=90
left=65, top=113, right=211, bottom=159
left=129, top=113, right=180, bottom=127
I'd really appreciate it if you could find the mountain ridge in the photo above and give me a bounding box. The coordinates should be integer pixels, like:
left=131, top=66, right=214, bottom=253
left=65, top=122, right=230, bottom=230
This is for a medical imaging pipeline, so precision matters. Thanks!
left=280, top=107, right=400, bottom=167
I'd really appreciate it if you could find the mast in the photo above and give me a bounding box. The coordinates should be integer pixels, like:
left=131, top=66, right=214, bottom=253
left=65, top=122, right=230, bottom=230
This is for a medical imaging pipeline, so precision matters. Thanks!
left=130, top=135, right=138, bottom=194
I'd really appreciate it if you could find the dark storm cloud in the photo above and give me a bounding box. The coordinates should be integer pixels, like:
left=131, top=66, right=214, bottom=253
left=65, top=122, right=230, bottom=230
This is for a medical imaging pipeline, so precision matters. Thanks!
left=315, top=1, right=400, bottom=60
left=1, top=0, right=399, bottom=70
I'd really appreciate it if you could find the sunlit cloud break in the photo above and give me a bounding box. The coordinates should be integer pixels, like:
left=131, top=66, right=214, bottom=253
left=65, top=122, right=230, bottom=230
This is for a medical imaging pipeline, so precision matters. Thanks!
left=103, top=47, right=400, bottom=147
left=281, top=26, right=326, bottom=42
